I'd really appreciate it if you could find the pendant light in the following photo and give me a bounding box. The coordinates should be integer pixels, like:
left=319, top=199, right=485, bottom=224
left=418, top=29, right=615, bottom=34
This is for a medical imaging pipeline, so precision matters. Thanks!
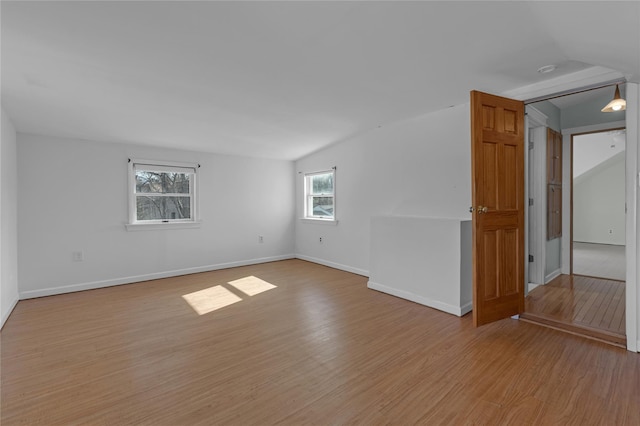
left=601, top=84, right=626, bottom=112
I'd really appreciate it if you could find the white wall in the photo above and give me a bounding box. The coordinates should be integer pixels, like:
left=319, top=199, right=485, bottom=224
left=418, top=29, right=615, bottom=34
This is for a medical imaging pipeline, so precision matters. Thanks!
left=1, top=109, right=20, bottom=327
left=295, top=104, right=471, bottom=275
left=368, top=216, right=472, bottom=316
left=544, top=239, right=561, bottom=280
left=573, top=153, right=626, bottom=245
left=17, top=134, right=295, bottom=298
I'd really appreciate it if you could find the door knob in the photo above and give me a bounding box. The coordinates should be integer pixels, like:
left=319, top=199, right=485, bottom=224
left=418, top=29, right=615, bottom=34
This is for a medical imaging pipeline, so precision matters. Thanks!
left=469, top=206, right=474, bottom=213
left=478, top=206, right=488, bottom=214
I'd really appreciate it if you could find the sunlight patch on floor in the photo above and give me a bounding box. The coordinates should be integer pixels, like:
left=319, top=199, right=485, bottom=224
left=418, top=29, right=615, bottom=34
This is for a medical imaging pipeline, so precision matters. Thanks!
left=228, top=275, right=277, bottom=296
left=182, top=285, right=242, bottom=315
left=182, top=276, right=277, bottom=315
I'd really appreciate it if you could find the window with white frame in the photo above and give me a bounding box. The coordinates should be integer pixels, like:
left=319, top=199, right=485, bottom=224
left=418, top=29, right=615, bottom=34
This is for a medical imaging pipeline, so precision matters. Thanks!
left=128, top=159, right=198, bottom=226
left=304, top=169, right=335, bottom=220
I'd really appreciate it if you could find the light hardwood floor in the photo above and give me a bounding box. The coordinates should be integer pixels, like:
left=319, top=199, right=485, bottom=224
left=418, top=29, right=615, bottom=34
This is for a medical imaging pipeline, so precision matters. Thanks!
left=2, top=260, right=639, bottom=425
left=522, top=274, right=626, bottom=347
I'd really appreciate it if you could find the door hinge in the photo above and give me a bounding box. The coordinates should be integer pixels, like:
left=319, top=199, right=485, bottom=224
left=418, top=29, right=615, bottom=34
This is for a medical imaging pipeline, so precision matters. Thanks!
left=529, top=142, right=534, bottom=150
left=529, top=198, right=534, bottom=206
left=529, top=255, right=534, bottom=262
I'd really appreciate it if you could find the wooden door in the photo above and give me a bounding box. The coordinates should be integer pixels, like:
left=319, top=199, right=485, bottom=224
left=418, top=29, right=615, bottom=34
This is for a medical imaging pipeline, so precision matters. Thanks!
left=470, top=91, right=525, bottom=326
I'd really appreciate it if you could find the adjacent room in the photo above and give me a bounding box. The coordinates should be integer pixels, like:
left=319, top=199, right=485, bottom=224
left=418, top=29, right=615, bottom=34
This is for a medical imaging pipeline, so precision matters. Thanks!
left=1, top=1, right=639, bottom=424
left=522, top=88, right=630, bottom=347
left=573, top=129, right=626, bottom=281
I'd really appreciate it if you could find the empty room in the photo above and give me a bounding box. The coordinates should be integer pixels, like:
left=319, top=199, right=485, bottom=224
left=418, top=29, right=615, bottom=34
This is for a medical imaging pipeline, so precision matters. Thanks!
left=1, top=1, right=639, bottom=424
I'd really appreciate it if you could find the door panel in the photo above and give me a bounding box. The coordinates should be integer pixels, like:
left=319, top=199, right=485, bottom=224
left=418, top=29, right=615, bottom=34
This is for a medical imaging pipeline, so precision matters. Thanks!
left=482, top=230, right=498, bottom=299
left=482, top=142, right=498, bottom=207
left=504, top=144, right=518, bottom=209
left=471, top=91, right=525, bottom=327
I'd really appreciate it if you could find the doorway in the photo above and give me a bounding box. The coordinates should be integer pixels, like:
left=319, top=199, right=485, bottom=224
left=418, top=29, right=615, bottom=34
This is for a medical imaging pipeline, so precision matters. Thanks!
left=521, top=84, right=629, bottom=347
left=572, top=129, right=626, bottom=281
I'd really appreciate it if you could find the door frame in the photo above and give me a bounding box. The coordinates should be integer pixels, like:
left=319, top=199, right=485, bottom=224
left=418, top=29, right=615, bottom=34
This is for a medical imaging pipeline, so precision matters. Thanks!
left=566, top=125, right=626, bottom=278
left=505, top=73, right=637, bottom=352
left=525, top=106, right=549, bottom=289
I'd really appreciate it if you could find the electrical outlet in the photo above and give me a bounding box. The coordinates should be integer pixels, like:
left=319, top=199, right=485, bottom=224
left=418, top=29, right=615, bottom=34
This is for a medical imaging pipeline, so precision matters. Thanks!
left=319, top=236, right=323, bottom=243
left=72, top=251, right=84, bottom=262
left=258, top=235, right=264, bottom=243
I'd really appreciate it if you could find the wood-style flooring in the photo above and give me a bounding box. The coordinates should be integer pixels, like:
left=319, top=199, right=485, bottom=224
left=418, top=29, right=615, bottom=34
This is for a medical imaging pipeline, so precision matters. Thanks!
left=2, top=260, right=639, bottom=425
left=522, top=274, right=626, bottom=347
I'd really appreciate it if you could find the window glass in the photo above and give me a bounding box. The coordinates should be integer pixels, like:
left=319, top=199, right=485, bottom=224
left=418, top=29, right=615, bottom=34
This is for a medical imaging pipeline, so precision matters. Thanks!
left=136, top=195, right=191, bottom=221
left=129, top=160, right=197, bottom=224
left=304, top=170, right=335, bottom=220
left=311, top=173, right=333, bottom=194
left=135, top=171, right=190, bottom=194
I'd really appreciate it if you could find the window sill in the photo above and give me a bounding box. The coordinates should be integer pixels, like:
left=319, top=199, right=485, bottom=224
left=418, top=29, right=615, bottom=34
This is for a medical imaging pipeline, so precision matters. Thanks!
left=300, top=218, right=338, bottom=226
left=125, top=221, right=202, bottom=232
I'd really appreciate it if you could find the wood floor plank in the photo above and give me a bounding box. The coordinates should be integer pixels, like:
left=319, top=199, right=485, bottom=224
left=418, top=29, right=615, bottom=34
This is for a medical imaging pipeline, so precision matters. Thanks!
left=2, top=260, right=638, bottom=425
left=589, top=278, right=618, bottom=328
left=601, top=280, right=625, bottom=330
left=523, top=274, right=626, bottom=347
left=575, top=277, right=606, bottom=324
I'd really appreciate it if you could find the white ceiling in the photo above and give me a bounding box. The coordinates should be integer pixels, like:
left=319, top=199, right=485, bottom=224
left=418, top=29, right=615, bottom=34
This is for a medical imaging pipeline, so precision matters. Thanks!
left=2, top=1, right=639, bottom=161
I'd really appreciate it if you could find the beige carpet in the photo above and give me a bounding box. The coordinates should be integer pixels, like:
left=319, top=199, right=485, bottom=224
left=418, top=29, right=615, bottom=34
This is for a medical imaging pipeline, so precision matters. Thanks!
left=573, top=241, right=625, bottom=281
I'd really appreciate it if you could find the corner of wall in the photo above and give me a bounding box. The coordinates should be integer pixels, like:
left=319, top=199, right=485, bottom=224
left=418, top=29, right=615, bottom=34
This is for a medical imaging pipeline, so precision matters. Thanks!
left=1, top=108, right=20, bottom=328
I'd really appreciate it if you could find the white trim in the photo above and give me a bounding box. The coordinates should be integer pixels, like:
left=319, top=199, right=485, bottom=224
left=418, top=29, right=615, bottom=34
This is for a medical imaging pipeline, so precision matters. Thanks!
left=19, top=254, right=295, bottom=299
left=299, top=218, right=338, bottom=226
left=561, top=120, right=626, bottom=137
left=528, top=124, right=549, bottom=285
left=1, top=297, right=19, bottom=329
left=625, top=83, right=638, bottom=352
left=527, top=106, right=548, bottom=128
left=502, top=66, right=625, bottom=101
left=561, top=132, right=572, bottom=275
left=125, top=221, right=202, bottom=231
left=295, top=254, right=368, bottom=277
left=524, top=114, right=530, bottom=295
left=528, top=283, right=541, bottom=292
left=131, top=158, right=199, bottom=170
left=545, top=268, right=561, bottom=284
left=367, top=280, right=472, bottom=317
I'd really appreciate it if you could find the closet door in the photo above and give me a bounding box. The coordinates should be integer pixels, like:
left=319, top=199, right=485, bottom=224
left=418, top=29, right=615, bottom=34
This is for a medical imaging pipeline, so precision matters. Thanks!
left=546, top=129, right=562, bottom=240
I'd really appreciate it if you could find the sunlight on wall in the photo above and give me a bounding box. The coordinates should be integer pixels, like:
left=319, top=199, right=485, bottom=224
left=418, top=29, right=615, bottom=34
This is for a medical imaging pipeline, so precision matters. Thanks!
left=182, top=286, right=242, bottom=315
left=182, top=276, right=277, bottom=315
left=228, top=276, right=277, bottom=296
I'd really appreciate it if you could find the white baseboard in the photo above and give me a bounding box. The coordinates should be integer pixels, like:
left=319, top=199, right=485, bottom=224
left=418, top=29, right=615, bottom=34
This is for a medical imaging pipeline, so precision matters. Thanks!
left=295, top=254, right=369, bottom=277
left=545, top=269, right=561, bottom=283
left=1, top=297, right=19, bottom=329
left=459, top=302, right=473, bottom=316
left=367, top=280, right=470, bottom=317
left=19, top=254, right=295, bottom=299
left=528, top=283, right=541, bottom=292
